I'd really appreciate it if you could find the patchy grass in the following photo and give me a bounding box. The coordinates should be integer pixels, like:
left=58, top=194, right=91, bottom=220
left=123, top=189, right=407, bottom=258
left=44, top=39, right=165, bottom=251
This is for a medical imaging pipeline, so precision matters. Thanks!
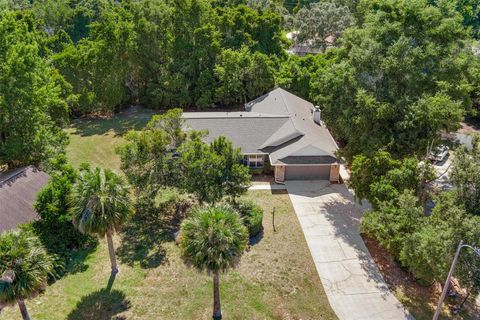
left=0, top=190, right=337, bottom=319
left=65, top=109, right=156, bottom=171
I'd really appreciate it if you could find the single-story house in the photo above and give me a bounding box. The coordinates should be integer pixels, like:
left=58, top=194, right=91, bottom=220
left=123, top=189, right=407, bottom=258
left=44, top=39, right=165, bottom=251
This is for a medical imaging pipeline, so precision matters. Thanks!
left=0, top=166, right=49, bottom=233
left=183, top=88, right=340, bottom=183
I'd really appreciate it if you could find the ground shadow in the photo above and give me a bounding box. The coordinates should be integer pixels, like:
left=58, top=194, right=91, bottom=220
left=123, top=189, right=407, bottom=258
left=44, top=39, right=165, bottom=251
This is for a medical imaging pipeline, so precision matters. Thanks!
left=248, top=229, right=264, bottom=246
left=65, top=244, right=98, bottom=275
left=70, top=108, right=155, bottom=137
left=270, top=189, right=288, bottom=195
left=463, top=116, right=480, bottom=131
left=117, top=200, right=188, bottom=269
left=67, top=273, right=129, bottom=320
left=321, top=197, right=390, bottom=295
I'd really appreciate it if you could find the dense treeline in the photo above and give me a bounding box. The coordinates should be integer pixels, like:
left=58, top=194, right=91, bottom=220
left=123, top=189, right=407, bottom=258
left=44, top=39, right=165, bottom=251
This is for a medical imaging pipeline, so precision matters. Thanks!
left=0, top=0, right=288, bottom=168
left=278, top=0, right=480, bottom=303
left=4, top=0, right=480, bottom=167
left=35, top=0, right=284, bottom=114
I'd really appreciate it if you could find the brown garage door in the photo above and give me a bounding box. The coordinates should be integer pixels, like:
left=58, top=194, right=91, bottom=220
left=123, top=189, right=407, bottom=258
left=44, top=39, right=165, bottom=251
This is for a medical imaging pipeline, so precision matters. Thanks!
left=285, top=165, right=330, bottom=180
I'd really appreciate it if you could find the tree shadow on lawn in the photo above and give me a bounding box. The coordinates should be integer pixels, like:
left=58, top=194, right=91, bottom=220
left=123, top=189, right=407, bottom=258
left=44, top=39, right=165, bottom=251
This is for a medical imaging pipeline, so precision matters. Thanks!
left=70, top=109, right=155, bottom=137
left=117, top=200, right=188, bottom=269
left=64, top=244, right=99, bottom=275
left=67, top=273, right=130, bottom=320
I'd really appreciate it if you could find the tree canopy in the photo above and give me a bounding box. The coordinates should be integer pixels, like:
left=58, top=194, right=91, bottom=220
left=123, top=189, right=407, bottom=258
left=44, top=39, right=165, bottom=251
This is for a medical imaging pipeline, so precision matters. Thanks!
left=179, top=205, right=248, bottom=319
left=70, top=165, right=133, bottom=273
left=311, top=0, right=473, bottom=159
left=118, top=109, right=251, bottom=205
left=0, top=10, right=69, bottom=168
left=179, top=134, right=251, bottom=204
left=450, top=135, right=480, bottom=216
left=294, top=1, right=353, bottom=50
left=26, top=0, right=284, bottom=114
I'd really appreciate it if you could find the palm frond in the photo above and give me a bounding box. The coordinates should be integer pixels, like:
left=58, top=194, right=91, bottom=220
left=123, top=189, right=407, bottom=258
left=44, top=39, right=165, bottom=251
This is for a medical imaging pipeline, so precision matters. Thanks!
left=70, top=166, right=133, bottom=237
left=0, top=230, right=53, bottom=305
left=179, top=205, right=248, bottom=274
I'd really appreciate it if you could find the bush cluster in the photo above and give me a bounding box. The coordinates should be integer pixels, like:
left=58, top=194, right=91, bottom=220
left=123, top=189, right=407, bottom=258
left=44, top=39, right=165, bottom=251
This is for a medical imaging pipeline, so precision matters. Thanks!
left=23, top=155, right=96, bottom=276
left=232, top=200, right=264, bottom=238
left=362, top=191, right=480, bottom=287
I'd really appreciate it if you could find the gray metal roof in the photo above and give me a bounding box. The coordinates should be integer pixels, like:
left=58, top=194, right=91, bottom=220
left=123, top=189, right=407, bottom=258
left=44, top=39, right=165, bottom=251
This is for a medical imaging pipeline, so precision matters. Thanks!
left=183, top=88, right=338, bottom=164
left=0, top=166, right=49, bottom=233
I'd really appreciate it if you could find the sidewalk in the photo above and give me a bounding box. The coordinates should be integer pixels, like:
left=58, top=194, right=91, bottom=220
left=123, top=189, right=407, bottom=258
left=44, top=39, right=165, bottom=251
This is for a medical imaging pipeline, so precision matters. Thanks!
left=248, top=183, right=286, bottom=190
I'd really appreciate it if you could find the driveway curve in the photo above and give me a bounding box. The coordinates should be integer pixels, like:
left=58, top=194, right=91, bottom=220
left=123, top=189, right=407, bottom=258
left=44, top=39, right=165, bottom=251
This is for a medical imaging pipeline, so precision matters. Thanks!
left=286, top=180, right=413, bottom=320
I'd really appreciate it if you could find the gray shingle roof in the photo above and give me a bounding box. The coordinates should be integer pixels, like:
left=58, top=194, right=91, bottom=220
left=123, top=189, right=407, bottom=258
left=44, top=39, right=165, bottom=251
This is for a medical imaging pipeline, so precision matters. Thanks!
left=0, top=166, right=49, bottom=233
left=248, top=88, right=338, bottom=164
left=275, top=156, right=337, bottom=165
left=183, top=112, right=290, bottom=154
left=183, top=88, right=338, bottom=165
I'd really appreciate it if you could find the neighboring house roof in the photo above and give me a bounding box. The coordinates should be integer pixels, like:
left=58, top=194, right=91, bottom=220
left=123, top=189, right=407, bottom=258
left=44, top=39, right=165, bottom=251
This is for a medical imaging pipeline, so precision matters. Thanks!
left=0, top=166, right=49, bottom=233
left=285, top=31, right=334, bottom=56
left=183, top=88, right=338, bottom=165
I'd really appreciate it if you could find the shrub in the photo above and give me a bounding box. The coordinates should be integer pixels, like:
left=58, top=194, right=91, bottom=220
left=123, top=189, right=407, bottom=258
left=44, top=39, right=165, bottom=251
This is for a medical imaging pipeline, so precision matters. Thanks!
left=30, top=155, right=96, bottom=275
left=232, top=200, right=264, bottom=238
left=361, top=190, right=423, bottom=260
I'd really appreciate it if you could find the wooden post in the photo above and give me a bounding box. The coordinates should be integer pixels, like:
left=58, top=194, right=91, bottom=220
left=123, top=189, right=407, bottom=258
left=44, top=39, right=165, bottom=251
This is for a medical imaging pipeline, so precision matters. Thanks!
left=272, top=207, right=276, bottom=232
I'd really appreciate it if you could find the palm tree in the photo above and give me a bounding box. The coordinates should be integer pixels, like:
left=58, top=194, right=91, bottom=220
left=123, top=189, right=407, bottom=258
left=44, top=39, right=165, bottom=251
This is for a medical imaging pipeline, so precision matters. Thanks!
left=0, top=230, right=53, bottom=320
left=71, top=166, right=133, bottom=274
left=179, top=205, right=248, bottom=320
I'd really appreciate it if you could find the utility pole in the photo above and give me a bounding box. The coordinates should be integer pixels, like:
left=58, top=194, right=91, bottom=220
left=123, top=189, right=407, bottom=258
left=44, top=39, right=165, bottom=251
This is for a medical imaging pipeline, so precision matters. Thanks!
left=433, top=240, right=463, bottom=320
left=433, top=240, right=480, bottom=320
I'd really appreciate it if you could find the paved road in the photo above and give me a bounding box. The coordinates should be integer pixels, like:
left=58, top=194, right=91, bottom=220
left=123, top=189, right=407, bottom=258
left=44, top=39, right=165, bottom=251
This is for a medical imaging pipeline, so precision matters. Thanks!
left=286, top=180, right=412, bottom=320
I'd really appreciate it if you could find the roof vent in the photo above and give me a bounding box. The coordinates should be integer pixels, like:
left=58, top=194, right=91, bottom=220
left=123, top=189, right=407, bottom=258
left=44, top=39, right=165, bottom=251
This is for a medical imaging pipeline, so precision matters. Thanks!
left=313, top=106, right=321, bottom=125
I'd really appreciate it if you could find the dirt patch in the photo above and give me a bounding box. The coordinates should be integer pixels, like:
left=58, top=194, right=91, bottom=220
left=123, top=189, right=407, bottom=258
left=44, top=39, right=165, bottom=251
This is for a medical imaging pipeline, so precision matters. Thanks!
left=459, top=121, right=480, bottom=135
left=362, top=235, right=479, bottom=319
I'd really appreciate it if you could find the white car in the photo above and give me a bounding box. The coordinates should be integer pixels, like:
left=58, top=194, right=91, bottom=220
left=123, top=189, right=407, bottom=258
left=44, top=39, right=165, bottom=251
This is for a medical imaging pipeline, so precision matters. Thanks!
left=429, top=145, right=449, bottom=163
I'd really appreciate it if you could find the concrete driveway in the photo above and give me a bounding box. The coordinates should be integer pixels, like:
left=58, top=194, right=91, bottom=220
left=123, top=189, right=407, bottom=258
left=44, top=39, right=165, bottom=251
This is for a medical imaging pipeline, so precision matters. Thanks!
left=286, top=180, right=412, bottom=320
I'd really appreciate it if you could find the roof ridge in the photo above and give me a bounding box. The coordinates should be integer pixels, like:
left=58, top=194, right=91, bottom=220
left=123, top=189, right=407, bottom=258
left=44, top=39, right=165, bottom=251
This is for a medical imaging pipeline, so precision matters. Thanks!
left=278, top=89, right=303, bottom=133
left=259, top=118, right=304, bottom=149
left=0, top=166, right=30, bottom=186
left=183, top=113, right=289, bottom=119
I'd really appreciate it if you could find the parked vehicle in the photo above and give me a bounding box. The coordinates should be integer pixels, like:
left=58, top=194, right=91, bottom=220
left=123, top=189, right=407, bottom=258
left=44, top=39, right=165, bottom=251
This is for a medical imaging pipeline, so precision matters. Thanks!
left=429, top=145, right=449, bottom=163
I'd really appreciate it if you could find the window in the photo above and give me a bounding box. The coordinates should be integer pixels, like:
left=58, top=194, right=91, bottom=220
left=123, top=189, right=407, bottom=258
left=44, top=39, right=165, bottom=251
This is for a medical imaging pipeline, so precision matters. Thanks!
left=244, top=154, right=264, bottom=168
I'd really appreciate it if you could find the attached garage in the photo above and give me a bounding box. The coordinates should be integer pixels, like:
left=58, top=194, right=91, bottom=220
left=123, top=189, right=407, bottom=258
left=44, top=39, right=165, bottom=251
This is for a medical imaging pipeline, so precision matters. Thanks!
left=284, top=165, right=331, bottom=181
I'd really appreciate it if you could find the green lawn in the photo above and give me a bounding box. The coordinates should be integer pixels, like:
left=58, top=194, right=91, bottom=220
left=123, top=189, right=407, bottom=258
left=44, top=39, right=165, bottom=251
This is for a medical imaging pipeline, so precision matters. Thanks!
left=65, top=109, right=156, bottom=171
left=0, top=113, right=337, bottom=319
